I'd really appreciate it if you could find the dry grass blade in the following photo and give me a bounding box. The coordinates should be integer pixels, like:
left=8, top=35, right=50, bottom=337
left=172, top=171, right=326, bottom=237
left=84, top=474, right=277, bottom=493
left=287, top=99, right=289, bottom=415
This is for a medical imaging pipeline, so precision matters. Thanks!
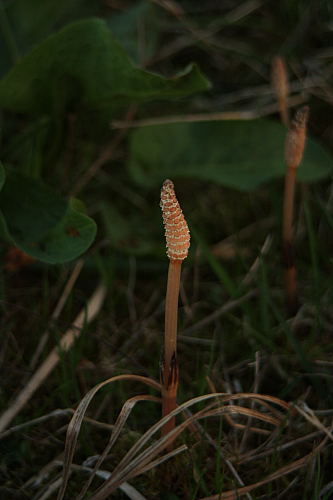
left=76, top=394, right=161, bottom=500
left=181, top=289, right=258, bottom=336
left=220, top=392, right=291, bottom=413
left=114, top=392, right=286, bottom=474
left=79, top=394, right=287, bottom=499
left=38, top=476, right=64, bottom=500
left=24, top=452, right=65, bottom=490
left=199, top=431, right=331, bottom=500
left=131, top=444, right=189, bottom=477
left=57, top=374, right=161, bottom=500
left=0, top=409, right=74, bottom=440
left=111, top=95, right=306, bottom=129
left=65, top=463, right=149, bottom=500
left=241, top=233, right=272, bottom=286
left=0, top=281, right=107, bottom=434
left=32, top=461, right=148, bottom=500
left=101, top=445, right=189, bottom=497
left=294, top=402, right=333, bottom=441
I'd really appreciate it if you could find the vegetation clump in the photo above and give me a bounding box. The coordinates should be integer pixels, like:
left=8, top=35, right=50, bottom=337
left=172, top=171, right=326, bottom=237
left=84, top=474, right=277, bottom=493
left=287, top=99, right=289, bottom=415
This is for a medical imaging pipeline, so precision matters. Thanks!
left=0, top=2, right=333, bottom=500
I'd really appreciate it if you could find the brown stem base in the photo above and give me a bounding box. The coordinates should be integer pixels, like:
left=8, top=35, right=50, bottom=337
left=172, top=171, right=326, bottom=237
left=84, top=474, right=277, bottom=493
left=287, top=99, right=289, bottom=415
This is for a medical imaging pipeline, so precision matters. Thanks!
left=160, top=350, right=179, bottom=450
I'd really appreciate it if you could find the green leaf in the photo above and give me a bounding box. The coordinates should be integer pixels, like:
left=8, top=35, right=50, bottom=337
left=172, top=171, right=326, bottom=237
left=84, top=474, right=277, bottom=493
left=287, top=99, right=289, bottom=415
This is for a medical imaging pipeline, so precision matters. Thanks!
left=0, top=169, right=97, bottom=263
left=128, top=119, right=332, bottom=190
left=0, top=0, right=102, bottom=79
left=0, top=18, right=210, bottom=114
left=0, top=162, right=5, bottom=191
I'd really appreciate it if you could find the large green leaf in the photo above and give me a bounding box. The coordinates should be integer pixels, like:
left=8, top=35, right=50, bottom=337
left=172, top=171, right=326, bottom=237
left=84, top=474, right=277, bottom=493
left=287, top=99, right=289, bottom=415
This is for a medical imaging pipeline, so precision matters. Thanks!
left=0, top=18, right=210, bottom=114
left=128, top=119, right=332, bottom=190
left=0, top=169, right=97, bottom=263
left=0, top=0, right=102, bottom=79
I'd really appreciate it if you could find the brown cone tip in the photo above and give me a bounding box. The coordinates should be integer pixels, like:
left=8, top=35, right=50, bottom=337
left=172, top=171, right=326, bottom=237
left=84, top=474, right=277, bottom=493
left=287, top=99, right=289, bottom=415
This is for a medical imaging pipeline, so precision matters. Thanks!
left=160, top=179, right=190, bottom=261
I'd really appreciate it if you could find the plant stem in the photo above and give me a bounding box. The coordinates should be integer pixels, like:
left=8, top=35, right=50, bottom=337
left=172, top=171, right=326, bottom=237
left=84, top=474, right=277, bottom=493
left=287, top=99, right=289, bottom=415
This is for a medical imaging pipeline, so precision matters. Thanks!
left=282, top=162, right=298, bottom=315
left=164, top=260, right=182, bottom=371
left=282, top=106, right=309, bottom=315
left=160, top=179, right=190, bottom=445
left=161, top=259, right=182, bottom=438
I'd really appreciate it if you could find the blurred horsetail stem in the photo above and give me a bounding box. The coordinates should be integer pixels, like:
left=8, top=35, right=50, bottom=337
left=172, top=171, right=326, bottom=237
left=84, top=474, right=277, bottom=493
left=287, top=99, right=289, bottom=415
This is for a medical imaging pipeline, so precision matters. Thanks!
left=282, top=106, right=309, bottom=315
left=160, top=179, right=190, bottom=444
left=271, top=55, right=290, bottom=126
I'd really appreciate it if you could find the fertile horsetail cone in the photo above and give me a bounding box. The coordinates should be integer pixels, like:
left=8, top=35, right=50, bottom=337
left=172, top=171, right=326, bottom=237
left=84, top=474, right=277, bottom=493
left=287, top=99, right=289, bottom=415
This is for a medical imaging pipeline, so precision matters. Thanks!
left=284, top=106, right=309, bottom=169
left=160, top=179, right=190, bottom=261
